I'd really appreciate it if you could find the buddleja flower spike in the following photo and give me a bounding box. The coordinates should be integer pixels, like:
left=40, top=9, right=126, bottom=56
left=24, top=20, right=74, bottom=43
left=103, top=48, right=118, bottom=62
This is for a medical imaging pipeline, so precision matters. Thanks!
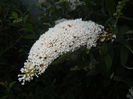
left=18, top=19, right=116, bottom=85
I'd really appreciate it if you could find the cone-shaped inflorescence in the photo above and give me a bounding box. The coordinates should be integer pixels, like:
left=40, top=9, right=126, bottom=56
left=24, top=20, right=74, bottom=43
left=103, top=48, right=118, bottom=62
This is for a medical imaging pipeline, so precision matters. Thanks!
left=18, top=19, right=116, bottom=85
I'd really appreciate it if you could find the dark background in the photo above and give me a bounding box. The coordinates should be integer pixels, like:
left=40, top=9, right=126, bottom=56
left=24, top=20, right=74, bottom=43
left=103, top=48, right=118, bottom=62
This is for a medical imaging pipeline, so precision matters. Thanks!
left=0, top=0, right=133, bottom=99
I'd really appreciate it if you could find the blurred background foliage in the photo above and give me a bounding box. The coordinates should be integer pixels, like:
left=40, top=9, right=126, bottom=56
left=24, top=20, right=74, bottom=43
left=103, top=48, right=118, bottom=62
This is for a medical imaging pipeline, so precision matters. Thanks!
left=0, top=0, right=133, bottom=99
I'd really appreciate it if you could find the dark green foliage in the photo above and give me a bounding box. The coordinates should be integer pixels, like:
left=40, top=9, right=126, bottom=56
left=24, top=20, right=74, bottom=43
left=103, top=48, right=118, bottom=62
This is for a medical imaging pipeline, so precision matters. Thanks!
left=0, top=0, right=133, bottom=99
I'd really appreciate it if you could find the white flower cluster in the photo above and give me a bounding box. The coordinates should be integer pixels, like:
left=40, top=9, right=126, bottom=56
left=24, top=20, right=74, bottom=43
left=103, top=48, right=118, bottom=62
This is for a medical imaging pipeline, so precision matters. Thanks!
left=127, top=87, right=133, bottom=99
left=63, top=0, right=84, bottom=10
left=38, top=0, right=47, bottom=3
left=18, top=19, right=108, bottom=85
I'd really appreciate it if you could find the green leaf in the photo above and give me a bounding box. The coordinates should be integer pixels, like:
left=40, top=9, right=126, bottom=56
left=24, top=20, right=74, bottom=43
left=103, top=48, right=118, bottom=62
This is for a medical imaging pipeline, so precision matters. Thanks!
left=105, top=0, right=115, bottom=16
left=120, top=40, right=133, bottom=54
left=9, top=11, right=18, bottom=19
left=1, top=96, right=8, bottom=99
left=22, top=34, right=36, bottom=39
left=70, top=66, right=80, bottom=71
left=124, top=44, right=133, bottom=54
left=23, top=15, right=29, bottom=23
left=120, top=16, right=133, bottom=22
left=120, top=47, right=129, bottom=65
left=104, top=55, right=112, bottom=71
left=99, top=44, right=108, bottom=56
left=20, top=24, right=33, bottom=32
left=9, top=81, right=16, bottom=89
